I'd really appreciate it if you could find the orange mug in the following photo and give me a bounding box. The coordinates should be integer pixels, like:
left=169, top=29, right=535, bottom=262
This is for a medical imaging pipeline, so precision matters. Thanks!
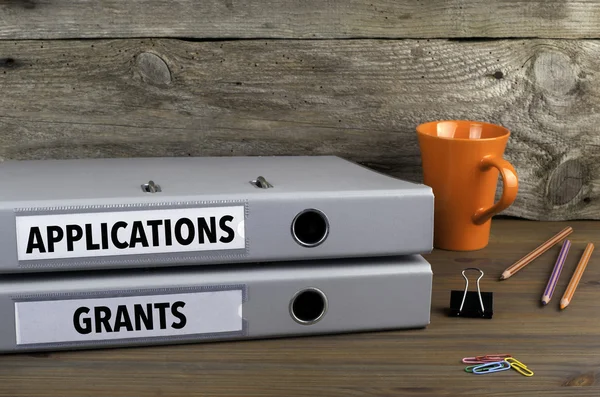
left=416, top=120, right=518, bottom=251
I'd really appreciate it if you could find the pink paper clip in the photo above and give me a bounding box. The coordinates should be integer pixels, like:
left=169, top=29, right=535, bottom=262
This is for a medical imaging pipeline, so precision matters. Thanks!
left=462, top=354, right=511, bottom=364
left=462, top=356, right=485, bottom=364
left=477, top=354, right=511, bottom=362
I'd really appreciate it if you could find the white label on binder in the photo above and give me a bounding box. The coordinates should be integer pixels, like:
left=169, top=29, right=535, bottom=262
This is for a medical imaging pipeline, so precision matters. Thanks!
left=15, top=206, right=245, bottom=261
left=15, top=289, right=244, bottom=345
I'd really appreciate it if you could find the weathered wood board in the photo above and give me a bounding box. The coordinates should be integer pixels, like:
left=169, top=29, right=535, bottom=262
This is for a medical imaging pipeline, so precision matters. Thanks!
left=0, top=38, right=598, bottom=220
left=2, top=0, right=600, bottom=39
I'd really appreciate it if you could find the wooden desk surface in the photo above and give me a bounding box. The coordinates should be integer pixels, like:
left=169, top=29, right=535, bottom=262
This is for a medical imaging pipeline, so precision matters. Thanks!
left=1, top=219, right=599, bottom=396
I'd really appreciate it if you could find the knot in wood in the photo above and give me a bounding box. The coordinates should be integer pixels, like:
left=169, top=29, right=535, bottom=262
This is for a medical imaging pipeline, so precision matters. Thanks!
left=564, top=372, right=595, bottom=386
left=547, top=159, right=584, bottom=206
left=136, top=52, right=171, bottom=86
left=410, top=47, right=425, bottom=58
left=533, top=51, right=577, bottom=96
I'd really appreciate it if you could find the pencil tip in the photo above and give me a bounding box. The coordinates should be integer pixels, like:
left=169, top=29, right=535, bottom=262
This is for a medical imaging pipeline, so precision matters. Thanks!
left=560, top=299, right=568, bottom=310
left=541, top=300, right=547, bottom=305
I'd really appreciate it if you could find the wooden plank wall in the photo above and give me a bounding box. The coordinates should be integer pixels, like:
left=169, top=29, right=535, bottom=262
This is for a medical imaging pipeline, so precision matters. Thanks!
left=1, top=1, right=600, bottom=220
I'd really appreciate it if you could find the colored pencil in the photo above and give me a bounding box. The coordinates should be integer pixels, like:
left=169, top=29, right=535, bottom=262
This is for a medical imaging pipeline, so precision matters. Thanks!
left=560, top=243, right=594, bottom=310
left=500, top=226, right=573, bottom=280
left=541, top=239, right=570, bottom=305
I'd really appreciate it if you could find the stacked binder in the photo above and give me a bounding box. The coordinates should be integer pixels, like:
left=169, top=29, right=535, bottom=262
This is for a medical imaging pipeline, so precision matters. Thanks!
left=0, top=155, right=434, bottom=353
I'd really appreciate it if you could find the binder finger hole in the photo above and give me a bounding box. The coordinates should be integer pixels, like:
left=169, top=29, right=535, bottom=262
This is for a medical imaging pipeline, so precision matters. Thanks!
left=291, top=209, right=329, bottom=247
left=289, top=287, right=328, bottom=325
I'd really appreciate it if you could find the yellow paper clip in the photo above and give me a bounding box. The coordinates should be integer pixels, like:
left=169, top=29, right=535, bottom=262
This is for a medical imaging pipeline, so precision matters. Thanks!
left=504, top=357, right=534, bottom=377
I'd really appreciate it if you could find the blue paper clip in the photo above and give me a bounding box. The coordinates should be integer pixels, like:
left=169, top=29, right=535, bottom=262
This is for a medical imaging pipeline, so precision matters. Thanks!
left=471, top=360, right=511, bottom=374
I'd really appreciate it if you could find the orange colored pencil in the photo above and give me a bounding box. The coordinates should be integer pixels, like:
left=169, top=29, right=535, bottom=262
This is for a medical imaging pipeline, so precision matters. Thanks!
left=560, top=243, right=594, bottom=310
left=500, top=226, right=573, bottom=280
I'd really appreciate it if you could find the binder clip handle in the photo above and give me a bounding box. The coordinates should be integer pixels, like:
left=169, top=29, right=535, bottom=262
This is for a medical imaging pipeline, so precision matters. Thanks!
left=460, top=268, right=485, bottom=314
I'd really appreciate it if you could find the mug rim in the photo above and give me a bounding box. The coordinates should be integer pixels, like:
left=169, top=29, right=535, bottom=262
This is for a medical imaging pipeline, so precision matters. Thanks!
left=416, top=120, right=510, bottom=142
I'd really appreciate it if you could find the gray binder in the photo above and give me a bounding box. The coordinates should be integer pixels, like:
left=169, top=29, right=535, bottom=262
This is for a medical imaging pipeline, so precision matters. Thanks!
left=0, top=155, right=433, bottom=273
left=0, top=254, right=432, bottom=353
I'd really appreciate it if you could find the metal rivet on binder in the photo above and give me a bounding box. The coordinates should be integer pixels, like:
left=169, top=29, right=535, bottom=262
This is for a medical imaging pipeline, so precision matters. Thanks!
left=449, top=267, right=493, bottom=319
left=141, top=180, right=161, bottom=193
left=250, top=176, right=273, bottom=189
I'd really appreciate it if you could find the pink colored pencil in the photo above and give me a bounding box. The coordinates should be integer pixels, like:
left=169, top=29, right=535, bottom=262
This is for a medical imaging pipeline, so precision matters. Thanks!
left=500, top=227, right=573, bottom=280
left=541, top=240, right=570, bottom=305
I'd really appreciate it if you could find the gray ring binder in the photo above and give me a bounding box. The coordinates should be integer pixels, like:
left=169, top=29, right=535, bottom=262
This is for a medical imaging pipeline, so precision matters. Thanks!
left=0, top=255, right=433, bottom=353
left=0, top=155, right=433, bottom=274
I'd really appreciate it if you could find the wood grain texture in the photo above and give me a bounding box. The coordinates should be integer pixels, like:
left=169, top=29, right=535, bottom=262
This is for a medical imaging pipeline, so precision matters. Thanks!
left=2, top=0, right=600, bottom=39
left=1, top=38, right=599, bottom=220
left=1, top=219, right=599, bottom=396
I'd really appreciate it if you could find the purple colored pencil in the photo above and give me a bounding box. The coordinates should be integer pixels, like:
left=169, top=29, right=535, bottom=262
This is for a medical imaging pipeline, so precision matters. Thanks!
left=542, top=239, right=571, bottom=305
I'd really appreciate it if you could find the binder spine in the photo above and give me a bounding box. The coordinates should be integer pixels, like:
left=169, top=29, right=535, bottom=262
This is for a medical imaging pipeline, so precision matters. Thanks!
left=1, top=190, right=433, bottom=273
left=0, top=255, right=432, bottom=353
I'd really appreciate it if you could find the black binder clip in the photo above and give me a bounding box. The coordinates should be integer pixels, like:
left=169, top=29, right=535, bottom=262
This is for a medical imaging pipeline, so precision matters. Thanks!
left=449, top=268, right=493, bottom=319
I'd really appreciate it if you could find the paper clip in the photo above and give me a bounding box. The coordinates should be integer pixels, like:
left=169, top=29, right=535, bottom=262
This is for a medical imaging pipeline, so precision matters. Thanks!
left=462, top=354, right=512, bottom=364
left=462, top=357, right=486, bottom=364
left=449, top=268, right=493, bottom=318
left=471, top=360, right=511, bottom=375
left=505, top=357, right=534, bottom=377
left=477, top=354, right=511, bottom=362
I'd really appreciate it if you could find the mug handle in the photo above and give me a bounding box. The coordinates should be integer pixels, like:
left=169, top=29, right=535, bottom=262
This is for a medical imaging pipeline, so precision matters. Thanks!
left=472, top=155, right=518, bottom=225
